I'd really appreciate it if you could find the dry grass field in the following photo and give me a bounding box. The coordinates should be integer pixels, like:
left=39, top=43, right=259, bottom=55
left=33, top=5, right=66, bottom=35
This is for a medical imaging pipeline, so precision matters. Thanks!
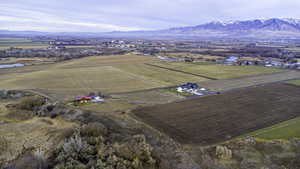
left=0, top=57, right=55, bottom=65
left=200, top=70, right=300, bottom=91
left=114, top=89, right=184, bottom=106
left=0, top=116, right=76, bottom=163
left=162, top=52, right=224, bottom=60
left=151, top=62, right=284, bottom=79
left=132, top=83, right=300, bottom=145
left=0, top=55, right=206, bottom=100
left=0, top=65, right=160, bottom=99
left=0, top=53, right=294, bottom=102
left=115, top=64, right=207, bottom=86
left=0, top=38, right=49, bottom=50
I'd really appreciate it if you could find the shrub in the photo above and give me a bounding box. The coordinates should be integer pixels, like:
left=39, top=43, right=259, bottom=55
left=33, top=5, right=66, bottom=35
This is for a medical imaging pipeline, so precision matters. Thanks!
left=80, top=122, right=108, bottom=137
left=0, top=136, right=8, bottom=154
left=52, top=127, right=158, bottom=169
left=18, top=96, right=46, bottom=111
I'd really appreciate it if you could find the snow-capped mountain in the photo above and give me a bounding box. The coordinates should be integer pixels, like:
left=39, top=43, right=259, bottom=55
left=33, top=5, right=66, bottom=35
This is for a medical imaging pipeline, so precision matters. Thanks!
left=166, top=18, right=300, bottom=33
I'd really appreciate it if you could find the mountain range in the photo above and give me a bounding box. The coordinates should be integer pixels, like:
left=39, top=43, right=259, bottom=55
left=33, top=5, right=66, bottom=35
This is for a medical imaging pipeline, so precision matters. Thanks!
left=166, top=18, right=300, bottom=33
left=2, top=18, right=300, bottom=39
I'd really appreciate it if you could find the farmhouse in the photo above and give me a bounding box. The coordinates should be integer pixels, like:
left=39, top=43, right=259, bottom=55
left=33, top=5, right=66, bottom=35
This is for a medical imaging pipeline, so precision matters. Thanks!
left=224, top=56, right=240, bottom=65
left=157, top=56, right=181, bottom=62
left=74, top=95, right=104, bottom=104
left=47, top=45, right=66, bottom=50
left=177, top=83, right=206, bottom=96
left=237, top=57, right=263, bottom=66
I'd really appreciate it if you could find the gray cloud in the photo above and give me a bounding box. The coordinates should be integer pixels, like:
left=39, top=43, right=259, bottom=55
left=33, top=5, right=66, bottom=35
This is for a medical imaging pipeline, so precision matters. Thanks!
left=1, top=0, right=300, bottom=32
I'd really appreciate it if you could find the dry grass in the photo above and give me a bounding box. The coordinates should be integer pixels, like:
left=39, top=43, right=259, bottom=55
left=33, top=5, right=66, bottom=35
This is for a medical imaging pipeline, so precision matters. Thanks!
left=0, top=66, right=159, bottom=99
left=0, top=55, right=209, bottom=100
left=115, top=89, right=183, bottom=106
left=0, top=38, right=49, bottom=50
left=0, top=57, right=55, bottom=65
left=200, top=70, right=300, bottom=91
left=0, top=117, right=76, bottom=163
left=0, top=55, right=165, bottom=100
left=79, top=100, right=138, bottom=114
left=162, top=52, right=223, bottom=60
left=115, top=63, right=207, bottom=86
left=151, top=62, right=284, bottom=79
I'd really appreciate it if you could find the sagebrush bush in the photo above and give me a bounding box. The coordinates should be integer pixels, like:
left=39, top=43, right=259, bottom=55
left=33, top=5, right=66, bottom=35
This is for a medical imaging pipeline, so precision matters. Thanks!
left=53, top=123, right=158, bottom=169
left=18, top=96, right=46, bottom=111
left=0, top=136, right=8, bottom=153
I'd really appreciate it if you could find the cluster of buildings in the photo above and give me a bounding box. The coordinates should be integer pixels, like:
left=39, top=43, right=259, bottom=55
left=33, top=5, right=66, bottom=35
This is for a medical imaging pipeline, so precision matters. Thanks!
left=73, top=95, right=104, bottom=104
left=176, top=83, right=207, bottom=96
left=224, top=56, right=300, bottom=69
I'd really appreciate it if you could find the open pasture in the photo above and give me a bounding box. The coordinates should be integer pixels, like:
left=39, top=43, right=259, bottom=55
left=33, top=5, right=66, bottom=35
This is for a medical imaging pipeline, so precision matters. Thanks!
left=161, top=52, right=224, bottom=60
left=132, top=83, right=300, bottom=145
left=151, top=62, right=284, bottom=79
left=0, top=65, right=160, bottom=99
left=115, top=64, right=207, bottom=86
left=0, top=55, right=206, bottom=100
left=200, top=70, right=300, bottom=91
left=0, top=38, right=49, bottom=50
left=0, top=57, right=55, bottom=65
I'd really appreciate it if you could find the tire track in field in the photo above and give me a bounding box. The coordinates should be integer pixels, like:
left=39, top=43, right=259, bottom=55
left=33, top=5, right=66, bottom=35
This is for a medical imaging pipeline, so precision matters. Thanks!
left=145, top=63, right=218, bottom=80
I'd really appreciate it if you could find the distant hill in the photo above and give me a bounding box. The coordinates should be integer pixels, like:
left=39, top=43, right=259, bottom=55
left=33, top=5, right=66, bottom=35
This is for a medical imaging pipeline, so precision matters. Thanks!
left=155, top=18, right=300, bottom=39
left=2, top=18, right=300, bottom=39
left=166, top=18, right=300, bottom=32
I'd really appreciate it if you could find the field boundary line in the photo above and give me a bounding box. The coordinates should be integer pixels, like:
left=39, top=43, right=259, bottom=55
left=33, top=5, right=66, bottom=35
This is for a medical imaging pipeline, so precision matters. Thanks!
left=145, top=63, right=218, bottom=80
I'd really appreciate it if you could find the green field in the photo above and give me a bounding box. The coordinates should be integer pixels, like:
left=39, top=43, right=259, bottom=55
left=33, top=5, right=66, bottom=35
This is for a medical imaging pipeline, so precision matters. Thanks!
left=240, top=117, right=300, bottom=140
left=161, top=52, right=224, bottom=60
left=151, top=61, right=284, bottom=79
left=288, top=80, right=300, bottom=86
left=0, top=57, right=55, bottom=65
left=0, top=38, right=49, bottom=50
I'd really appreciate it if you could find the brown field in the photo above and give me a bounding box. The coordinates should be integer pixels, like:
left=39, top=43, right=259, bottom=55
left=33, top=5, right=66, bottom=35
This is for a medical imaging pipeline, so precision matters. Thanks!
left=132, top=83, right=300, bottom=145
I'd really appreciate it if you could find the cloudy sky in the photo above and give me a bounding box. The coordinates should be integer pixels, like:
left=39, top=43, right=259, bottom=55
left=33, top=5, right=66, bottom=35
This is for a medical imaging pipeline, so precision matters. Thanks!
left=1, top=0, right=300, bottom=32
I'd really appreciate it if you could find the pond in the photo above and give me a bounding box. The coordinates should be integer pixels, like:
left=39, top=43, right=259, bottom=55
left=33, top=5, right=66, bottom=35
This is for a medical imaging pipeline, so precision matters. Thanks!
left=0, top=63, right=25, bottom=69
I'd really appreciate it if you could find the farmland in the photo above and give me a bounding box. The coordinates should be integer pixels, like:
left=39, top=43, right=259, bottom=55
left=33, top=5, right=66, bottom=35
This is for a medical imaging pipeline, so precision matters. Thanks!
left=0, top=65, right=160, bottom=99
left=200, top=70, right=300, bottom=91
left=0, top=53, right=298, bottom=103
left=0, top=38, right=49, bottom=50
left=150, top=61, right=284, bottom=79
left=0, top=57, right=55, bottom=65
left=0, top=54, right=206, bottom=100
left=239, top=117, right=300, bottom=140
left=161, top=52, right=224, bottom=60
left=289, top=79, right=300, bottom=86
left=132, top=83, right=300, bottom=145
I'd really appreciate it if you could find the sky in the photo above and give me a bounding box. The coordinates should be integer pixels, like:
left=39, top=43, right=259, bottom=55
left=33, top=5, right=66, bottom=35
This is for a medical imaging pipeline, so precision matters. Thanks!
left=1, top=0, right=300, bottom=32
